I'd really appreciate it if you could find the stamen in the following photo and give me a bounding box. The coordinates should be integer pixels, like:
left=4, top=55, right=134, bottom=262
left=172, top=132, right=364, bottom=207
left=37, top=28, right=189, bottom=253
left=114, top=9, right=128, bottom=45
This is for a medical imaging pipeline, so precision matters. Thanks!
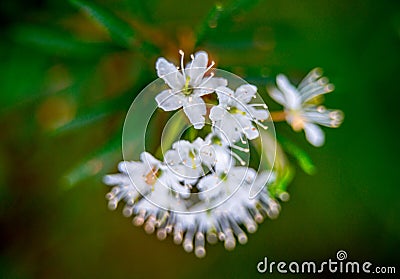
left=254, top=212, right=264, bottom=223
left=183, top=228, right=195, bottom=252
left=229, top=220, right=248, bottom=244
left=231, top=151, right=246, bottom=166
left=279, top=191, right=290, bottom=202
left=194, top=61, right=215, bottom=84
left=254, top=119, right=268, bottom=130
left=244, top=217, right=257, bottom=233
left=224, top=233, right=236, bottom=251
left=132, top=210, right=146, bottom=226
left=206, top=231, right=218, bottom=244
left=179, top=50, right=186, bottom=79
left=108, top=199, right=118, bottom=210
left=122, top=205, right=134, bottom=217
left=249, top=104, right=268, bottom=109
left=317, top=105, right=326, bottom=113
left=198, top=72, right=215, bottom=88
left=231, top=144, right=249, bottom=153
left=173, top=226, right=183, bottom=245
left=239, top=133, right=247, bottom=144
left=144, top=214, right=156, bottom=234
left=156, top=228, right=167, bottom=240
left=219, top=217, right=236, bottom=250
left=194, top=232, right=206, bottom=258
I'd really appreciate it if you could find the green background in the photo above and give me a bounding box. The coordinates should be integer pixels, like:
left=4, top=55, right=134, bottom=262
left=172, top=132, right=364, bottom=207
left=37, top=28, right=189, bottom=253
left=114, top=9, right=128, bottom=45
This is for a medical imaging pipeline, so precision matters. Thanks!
left=0, top=0, right=399, bottom=278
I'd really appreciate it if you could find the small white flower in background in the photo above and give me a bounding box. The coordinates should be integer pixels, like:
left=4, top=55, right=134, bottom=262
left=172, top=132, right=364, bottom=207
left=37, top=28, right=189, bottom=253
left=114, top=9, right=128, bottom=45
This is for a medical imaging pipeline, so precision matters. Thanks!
left=268, top=68, right=344, bottom=147
left=155, top=50, right=227, bottom=129
left=210, top=84, right=269, bottom=144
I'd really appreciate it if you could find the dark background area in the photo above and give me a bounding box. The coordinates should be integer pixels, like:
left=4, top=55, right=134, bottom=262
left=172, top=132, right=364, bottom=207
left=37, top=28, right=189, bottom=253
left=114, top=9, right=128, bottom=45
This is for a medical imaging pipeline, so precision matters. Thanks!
left=0, top=0, right=399, bottom=278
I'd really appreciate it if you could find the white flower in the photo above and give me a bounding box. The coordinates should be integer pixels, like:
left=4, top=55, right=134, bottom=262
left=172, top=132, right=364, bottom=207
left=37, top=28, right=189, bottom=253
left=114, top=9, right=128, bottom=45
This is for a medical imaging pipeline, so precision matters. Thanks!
left=103, top=138, right=279, bottom=258
left=103, top=152, right=161, bottom=211
left=163, top=140, right=204, bottom=185
left=155, top=50, right=227, bottom=129
left=104, top=152, right=189, bottom=210
left=210, top=84, right=269, bottom=143
left=268, top=68, right=344, bottom=147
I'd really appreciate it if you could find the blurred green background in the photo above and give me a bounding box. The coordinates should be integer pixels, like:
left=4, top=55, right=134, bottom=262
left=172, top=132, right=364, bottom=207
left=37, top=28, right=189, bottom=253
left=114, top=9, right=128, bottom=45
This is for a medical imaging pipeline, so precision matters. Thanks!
left=0, top=0, right=399, bottom=278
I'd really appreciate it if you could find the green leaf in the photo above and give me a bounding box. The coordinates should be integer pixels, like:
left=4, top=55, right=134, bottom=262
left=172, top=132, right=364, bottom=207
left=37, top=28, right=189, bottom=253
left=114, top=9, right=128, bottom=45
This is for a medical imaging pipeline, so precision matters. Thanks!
left=70, top=0, right=136, bottom=48
left=52, top=94, right=130, bottom=135
left=277, top=134, right=316, bottom=175
left=12, top=25, right=115, bottom=58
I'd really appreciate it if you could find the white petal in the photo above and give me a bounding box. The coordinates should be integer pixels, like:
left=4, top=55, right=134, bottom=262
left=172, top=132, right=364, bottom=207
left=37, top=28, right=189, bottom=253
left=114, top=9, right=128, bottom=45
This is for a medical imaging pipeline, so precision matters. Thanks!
left=183, top=96, right=207, bottom=129
left=186, top=51, right=208, bottom=83
left=140, top=152, right=160, bottom=167
left=156, top=58, right=184, bottom=89
left=247, top=106, right=269, bottom=121
left=197, top=77, right=228, bottom=96
left=235, top=84, right=257, bottom=104
left=237, top=116, right=259, bottom=140
left=117, top=161, right=140, bottom=173
left=103, top=174, right=131, bottom=185
left=164, top=150, right=181, bottom=165
left=219, top=115, right=242, bottom=143
left=214, top=147, right=233, bottom=173
left=215, top=86, right=234, bottom=105
left=276, top=74, right=301, bottom=109
left=209, top=106, right=226, bottom=122
left=198, top=144, right=216, bottom=166
left=198, top=175, right=223, bottom=200
left=155, top=89, right=183, bottom=111
left=268, top=86, right=287, bottom=106
left=303, top=123, right=325, bottom=147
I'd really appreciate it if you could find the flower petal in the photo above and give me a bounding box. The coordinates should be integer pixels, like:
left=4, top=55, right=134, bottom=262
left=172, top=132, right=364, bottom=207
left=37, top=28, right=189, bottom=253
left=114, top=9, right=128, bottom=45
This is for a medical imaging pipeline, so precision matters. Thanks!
left=183, top=96, right=207, bottom=129
left=155, top=89, right=183, bottom=111
left=237, top=116, right=259, bottom=140
left=276, top=74, right=301, bottom=109
left=214, top=86, right=235, bottom=106
left=186, top=51, right=208, bottom=83
left=267, top=86, right=287, bottom=106
left=235, top=84, right=257, bottom=104
left=197, top=77, right=228, bottom=96
left=156, top=57, right=184, bottom=89
left=303, top=122, right=325, bottom=147
left=140, top=151, right=160, bottom=167
left=214, top=113, right=243, bottom=143
left=247, top=106, right=269, bottom=121
left=209, top=106, right=226, bottom=122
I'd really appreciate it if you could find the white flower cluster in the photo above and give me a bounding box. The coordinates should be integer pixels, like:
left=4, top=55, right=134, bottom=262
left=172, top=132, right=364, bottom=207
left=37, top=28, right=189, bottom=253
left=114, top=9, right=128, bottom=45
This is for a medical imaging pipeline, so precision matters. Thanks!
left=104, top=50, right=278, bottom=257
left=103, top=50, right=344, bottom=257
left=104, top=135, right=279, bottom=257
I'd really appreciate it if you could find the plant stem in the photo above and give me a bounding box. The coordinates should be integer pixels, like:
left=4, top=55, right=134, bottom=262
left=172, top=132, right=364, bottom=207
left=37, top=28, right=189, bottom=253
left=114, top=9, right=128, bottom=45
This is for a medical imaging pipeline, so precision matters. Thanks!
left=270, top=111, right=286, bottom=122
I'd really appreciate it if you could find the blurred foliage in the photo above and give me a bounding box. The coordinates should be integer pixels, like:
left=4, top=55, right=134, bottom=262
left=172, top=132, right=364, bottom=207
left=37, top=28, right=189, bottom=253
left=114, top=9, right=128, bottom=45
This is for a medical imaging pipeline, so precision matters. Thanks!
left=0, top=0, right=399, bottom=278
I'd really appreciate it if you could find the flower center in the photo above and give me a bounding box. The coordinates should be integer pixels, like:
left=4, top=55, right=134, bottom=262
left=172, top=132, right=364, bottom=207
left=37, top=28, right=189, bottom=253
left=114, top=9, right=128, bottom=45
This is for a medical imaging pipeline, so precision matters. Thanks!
left=291, top=115, right=305, bottom=131
left=182, top=76, right=194, bottom=96
left=144, top=167, right=161, bottom=185
left=229, top=106, right=246, bottom=115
